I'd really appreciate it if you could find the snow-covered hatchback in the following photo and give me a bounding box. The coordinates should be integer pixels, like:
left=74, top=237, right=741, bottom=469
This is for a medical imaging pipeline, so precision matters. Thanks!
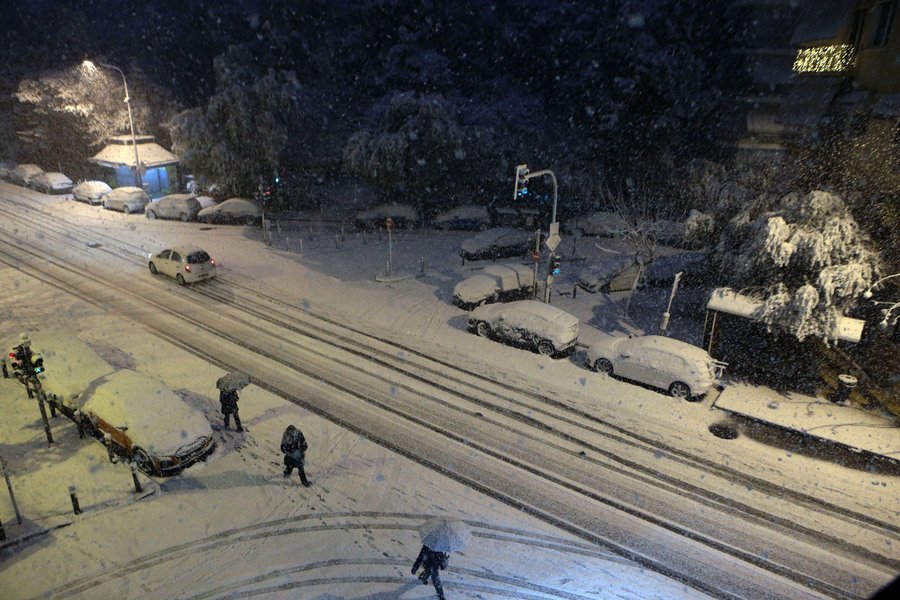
left=586, top=335, right=722, bottom=399
left=468, top=300, right=579, bottom=356
left=149, top=246, right=217, bottom=285
left=79, top=370, right=215, bottom=475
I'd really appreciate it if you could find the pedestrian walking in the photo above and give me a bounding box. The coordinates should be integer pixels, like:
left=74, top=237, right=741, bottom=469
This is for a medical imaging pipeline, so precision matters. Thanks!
left=411, top=544, right=449, bottom=600
left=280, top=424, right=310, bottom=486
left=219, top=388, right=243, bottom=432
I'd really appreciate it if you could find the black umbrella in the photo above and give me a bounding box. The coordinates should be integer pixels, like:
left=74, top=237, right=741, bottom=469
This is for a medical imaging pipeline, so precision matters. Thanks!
left=216, top=371, right=251, bottom=392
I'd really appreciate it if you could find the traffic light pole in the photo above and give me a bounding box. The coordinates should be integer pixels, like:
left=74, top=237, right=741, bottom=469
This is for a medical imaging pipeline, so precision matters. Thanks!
left=513, top=165, right=559, bottom=304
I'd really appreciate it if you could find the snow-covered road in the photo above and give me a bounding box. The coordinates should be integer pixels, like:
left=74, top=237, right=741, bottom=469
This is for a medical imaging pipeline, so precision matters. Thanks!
left=1, top=185, right=897, bottom=599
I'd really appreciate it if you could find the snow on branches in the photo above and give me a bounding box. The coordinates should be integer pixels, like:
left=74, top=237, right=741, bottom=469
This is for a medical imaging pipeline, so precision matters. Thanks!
left=718, top=190, right=881, bottom=342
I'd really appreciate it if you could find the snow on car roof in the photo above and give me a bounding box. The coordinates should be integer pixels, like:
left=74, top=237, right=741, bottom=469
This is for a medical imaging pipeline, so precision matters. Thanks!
left=483, top=263, right=535, bottom=288
left=496, top=300, right=579, bottom=326
left=627, top=335, right=712, bottom=363
left=74, top=181, right=111, bottom=194
left=80, top=370, right=212, bottom=456
left=579, top=254, right=636, bottom=279
left=454, top=274, right=499, bottom=302
left=461, top=227, right=528, bottom=252
left=3, top=331, right=115, bottom=404
left=38, top=172, right=72, bottom=185
left=434, top=205, right=489, bottom=221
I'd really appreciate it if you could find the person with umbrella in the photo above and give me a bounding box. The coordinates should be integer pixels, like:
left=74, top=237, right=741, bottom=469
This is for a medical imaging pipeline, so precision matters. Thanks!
left=411, top=517, right=470, bottom=600
left=216, top=372, right=250, bottom=432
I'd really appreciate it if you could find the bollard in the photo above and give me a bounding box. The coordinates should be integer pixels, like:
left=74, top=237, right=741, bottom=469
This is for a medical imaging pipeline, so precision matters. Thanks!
left=299, top=238, right=303, bottom=254
left=130, top=462, right=143, bottom=493
left=104, top=433, right=117, bottom=463
left=0, top=513, right=5, bottom=541
left=572, top=284, right=577, bottom=300
left=69, top=485, right=81, bottom=515
left=420, top=256, right=425, bottom=275
left=829, top=374, right=858, bottom=403
left=74, top=410, right=84, bottom=439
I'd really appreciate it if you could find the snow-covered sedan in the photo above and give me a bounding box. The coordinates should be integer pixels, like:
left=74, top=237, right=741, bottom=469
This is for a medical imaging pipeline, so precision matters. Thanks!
left=149, top=245, right=217, bottom=285
left=146, top=193, right=202, bottom=221
left=28, top=172, right=73, bottom=195
left=0, top=160, right=16, bottom=181
left=79, top=370, right=215, bottom=475
left=72, top=180, right=112, bottom=205
left=355, top=203, right=420, bottom=230
left=468, top=300, right=579, bottom=356
left=454, top=263, right=535, bottom=309
left=433, top=205, right=490, bottom=230
left=564, top=211, right=628, bottom=237
left=577, top=254, right=643, bottom=293
left=102, top=186, right=150, bottom=213
left=460, top=227, right=533, bottom=262
left=9, top=164, right=44, bottom=187
left=586, top=335, right=721, bottom=399
left=197, top=197, right=261, bottom=225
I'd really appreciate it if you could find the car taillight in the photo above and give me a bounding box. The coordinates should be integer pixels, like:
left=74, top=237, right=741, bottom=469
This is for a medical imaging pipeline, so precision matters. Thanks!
left=210, top=259, right=216, bottom=266
left=185, top=264, right=191, bottom=272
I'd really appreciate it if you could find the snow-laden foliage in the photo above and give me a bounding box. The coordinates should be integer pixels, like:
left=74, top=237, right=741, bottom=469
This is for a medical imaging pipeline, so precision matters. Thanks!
left=13, top=66, right=177, bottom=179
left=716, top=190, right=882, bottom=342
left=683, top=209, right=715, bottom=249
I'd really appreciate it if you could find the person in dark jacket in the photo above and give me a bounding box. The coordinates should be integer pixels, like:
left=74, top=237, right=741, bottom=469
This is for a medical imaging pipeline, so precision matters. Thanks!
left=219, top=388, right=243, bottom=432
left=280, top=424, right=310, bottom=486
left=411, top=545, right=448, bottom=600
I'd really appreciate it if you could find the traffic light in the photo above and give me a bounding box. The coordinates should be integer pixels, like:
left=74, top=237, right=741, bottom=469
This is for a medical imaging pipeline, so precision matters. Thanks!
left=31, top=352, right=44, bottom=375
left=513, top=164, right=529, bottom=199
left=8, top=352, right=24, bottom=380
left=549, top=254, right=562, bottom=276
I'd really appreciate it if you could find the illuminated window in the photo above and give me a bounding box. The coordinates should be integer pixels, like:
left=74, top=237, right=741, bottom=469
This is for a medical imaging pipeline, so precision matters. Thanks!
left=870, top=1, right=897, bottom=47
left=792, top=45, right=856, bottom=73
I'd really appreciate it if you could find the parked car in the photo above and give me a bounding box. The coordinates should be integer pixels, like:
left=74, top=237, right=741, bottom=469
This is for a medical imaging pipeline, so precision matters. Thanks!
left=28, top=172, right=73, bottom=194
left=148, top=246, right=217, bottom=285
left=577, top=254, right=643, bottom=294
left=355, top=203, right=419, bottom=230
left=195, top=195, right=217, bottom=209
left=197, top=197, right=261, bottom=225
left=0, top=160, right=15, bottom=181
left=454, top=263, right=535, bottom=309
left=433, top=205, right=490, bottom=230
left=9, top=164, right=44, bottom=187
left=146, top=193, right=202, bottom=221
left=492, top=206, right=540, bottom=228
left=72, top=181, right=112, bottom=205
left=79, top=370, right=215, bottom=475
left=460, top=227, right=533, bottom=262
left=586, top=335, right=723, bottom=399
left=468, top=300, right=579, bottom=356
left=564, top=211, right=628, bottom=237
left=102, top=186, right=150, bottom=213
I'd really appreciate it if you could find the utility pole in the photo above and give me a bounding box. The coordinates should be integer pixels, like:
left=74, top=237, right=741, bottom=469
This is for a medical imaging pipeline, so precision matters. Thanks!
left=513, top=164, right=560, bottom=303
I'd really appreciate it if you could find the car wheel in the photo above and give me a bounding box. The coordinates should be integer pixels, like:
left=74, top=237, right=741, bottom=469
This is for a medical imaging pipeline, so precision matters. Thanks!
left=245, top=214, right=256, bottom=225
left=537, top=341, right=555, bottom=356
left=133, top=448, right=154, bottom=474
left=593, top=358, right=614, bottom=375
left=180, top=212, right=189, bottom=222
left=176, top=274, right=186, bottom=286
left=475, top=321, right=492, bottom=338
left=149, top=262, right=157, bottom=275
left=146, top=210, right=156, bottom=219
left=669, top=381, right=692, bottom=400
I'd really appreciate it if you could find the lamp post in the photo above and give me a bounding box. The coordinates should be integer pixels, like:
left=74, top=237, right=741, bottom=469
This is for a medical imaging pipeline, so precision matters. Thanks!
left=82, top=60, right=142, bottom=189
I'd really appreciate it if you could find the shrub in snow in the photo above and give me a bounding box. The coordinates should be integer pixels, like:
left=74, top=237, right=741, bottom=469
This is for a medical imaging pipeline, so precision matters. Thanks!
left=715, top=190, right=882, bottom=342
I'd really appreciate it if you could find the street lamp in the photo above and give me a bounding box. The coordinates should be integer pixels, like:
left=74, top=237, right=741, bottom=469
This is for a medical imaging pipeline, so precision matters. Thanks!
left=82, top=60, right=142, bottom=190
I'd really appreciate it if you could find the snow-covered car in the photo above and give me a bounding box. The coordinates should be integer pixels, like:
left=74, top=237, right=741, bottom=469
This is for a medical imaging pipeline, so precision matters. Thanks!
left=453, top=263, right=535, bottom=309
left=642, top=252, right=712, bottom=288
left=146, top=193, right=202, bottom=221
left=468, top=300, right=579, bottom=356
left=197, top=197, right=261, bottom=225
left=102, top=186, right=150, bottom=213
left=0, top=160, right=15, bottom=181
left=149, top=246, right=217, bottom=285
left=586, top=335, right=721, bottom=399
left=460, top=227, right=533, bottom=262
left=577, top=255, right=643, bottom=293
left=9, top=164, right=44, bottom=187
left=28, top=172, right=73, bottom=195
left=491, top=206, right=540, bottom=228
left=72, top=180, right=112, bottom=205
left=564, top=211, right=628, bottom=237
left=433, top=205, right=490, bottom=230
left=78, top=370, right=215, bottom=475
left=355, top=203, right=420, bottom=230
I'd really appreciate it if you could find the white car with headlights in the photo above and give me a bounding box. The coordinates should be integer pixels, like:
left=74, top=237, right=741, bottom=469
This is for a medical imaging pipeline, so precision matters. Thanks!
left=468, top=300, right=579, bottom=356
left=586, top=335, right=723, bottom=399
left=148, top=246, right=217, bottom=285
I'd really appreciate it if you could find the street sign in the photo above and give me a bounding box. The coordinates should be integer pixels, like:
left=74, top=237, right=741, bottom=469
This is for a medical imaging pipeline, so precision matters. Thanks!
left=545, top=233, right=561, bottom=252
left=548, top=222, right=559, bottom=236
left=531, top=250, right=541, bottom=263
left=385, top=217, right=394, bottom=230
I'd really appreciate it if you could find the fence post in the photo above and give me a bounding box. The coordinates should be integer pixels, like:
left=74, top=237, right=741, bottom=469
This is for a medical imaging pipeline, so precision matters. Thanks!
left=130, top=462, right=143, bottom=493
left=69, top=485, right=81, bottom=515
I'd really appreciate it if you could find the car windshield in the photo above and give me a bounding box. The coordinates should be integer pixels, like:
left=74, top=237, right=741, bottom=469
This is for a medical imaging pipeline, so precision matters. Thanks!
left=186, top=251, right=211, bottom=264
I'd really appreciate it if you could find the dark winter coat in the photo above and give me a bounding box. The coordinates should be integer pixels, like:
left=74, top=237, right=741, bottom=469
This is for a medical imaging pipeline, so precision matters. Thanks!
left=280, top=425, right=307, bottom=466
left=412, top=545, right=448, bottom=574
left=219, top=389, right=239, bottom=415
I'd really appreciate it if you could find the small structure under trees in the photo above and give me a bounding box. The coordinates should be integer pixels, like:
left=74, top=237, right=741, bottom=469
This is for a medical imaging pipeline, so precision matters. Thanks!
left=89, top=135, right=179, bottom=196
